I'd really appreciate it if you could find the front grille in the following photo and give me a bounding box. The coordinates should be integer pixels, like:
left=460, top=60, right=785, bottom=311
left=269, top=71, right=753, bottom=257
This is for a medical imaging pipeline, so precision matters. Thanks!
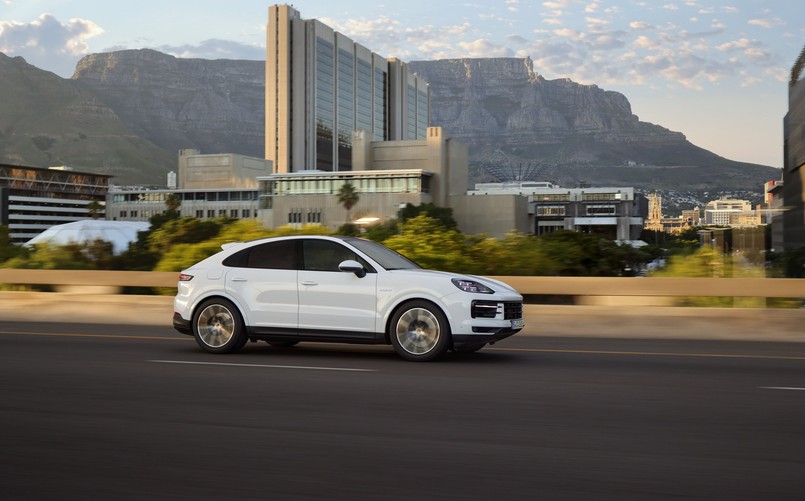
left=471, top=301, right=498, bottom=318
left=472, top=301, right=522, bottom=319
left=503, top=302, right=522, bottom=320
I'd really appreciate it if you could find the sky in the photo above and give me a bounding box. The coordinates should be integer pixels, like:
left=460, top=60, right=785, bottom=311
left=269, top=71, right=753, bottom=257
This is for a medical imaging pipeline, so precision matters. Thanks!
left=1, top=1, right=803, bottom=169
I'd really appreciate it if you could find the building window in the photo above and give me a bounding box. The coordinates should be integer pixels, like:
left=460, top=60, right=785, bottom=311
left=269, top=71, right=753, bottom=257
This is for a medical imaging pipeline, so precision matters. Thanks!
left=536, top=206, right=565, bottom=216
left=230, top=209, right=238, bottom=218
left=219, top=210, right=227, bottom=217
left=242, top=209, right=250, bottom=218
left=196, top=210, right=204, bottom=218
left=131, top=210, right=138, bottom=218
left=582, top=193, right=619, bottom=201
left=207, top=210, right=215, bottom=218
left=586, top=205, right=617, bottom=215
left=120, top=211, right=127, bottom=218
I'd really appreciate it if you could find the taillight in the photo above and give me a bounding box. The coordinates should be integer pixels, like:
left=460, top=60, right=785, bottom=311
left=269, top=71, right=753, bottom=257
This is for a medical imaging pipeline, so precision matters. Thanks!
left=179, top=273, right=194, bottom=281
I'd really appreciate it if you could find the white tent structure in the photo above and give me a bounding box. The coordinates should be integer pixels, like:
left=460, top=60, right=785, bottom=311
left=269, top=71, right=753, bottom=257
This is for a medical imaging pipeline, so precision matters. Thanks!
left=25, top=220, right=150, bottom=255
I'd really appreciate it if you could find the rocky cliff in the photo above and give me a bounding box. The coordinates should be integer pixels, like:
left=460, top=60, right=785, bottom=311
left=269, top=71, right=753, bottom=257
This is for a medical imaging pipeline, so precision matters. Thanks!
left=1, top=49, right=777, bottom=190
left=409, top=57, right=776, bottom=189
left=72, top=49, right=265, bottom=159
left=0, top=52, right=174, bottom=184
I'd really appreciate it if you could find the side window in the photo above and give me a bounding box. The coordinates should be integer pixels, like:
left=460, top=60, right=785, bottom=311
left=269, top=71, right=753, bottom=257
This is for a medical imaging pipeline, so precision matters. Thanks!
left=222, top=240, right=297, bottom=270
left=302, top=240, right=369, bottom=272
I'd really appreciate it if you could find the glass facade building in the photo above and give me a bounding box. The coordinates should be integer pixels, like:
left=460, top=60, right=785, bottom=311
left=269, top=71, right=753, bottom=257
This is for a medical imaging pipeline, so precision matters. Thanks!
left=266, top=5, right=429, bottom=174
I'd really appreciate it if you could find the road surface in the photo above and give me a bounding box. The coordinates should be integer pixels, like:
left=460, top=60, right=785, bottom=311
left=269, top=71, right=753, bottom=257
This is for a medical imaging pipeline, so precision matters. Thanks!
left=1, top=322, right=804, bottom=499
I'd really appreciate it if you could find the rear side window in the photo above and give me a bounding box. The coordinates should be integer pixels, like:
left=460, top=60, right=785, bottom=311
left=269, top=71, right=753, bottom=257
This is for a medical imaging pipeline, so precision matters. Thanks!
left=222, top=240, right=297, bottom=270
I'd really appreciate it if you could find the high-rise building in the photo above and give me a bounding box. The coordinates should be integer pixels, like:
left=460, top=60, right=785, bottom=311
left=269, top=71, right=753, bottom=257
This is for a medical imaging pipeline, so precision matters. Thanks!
left=783, top=44, right=805, bottom=249
left=266, top=5, right=430, bottom=174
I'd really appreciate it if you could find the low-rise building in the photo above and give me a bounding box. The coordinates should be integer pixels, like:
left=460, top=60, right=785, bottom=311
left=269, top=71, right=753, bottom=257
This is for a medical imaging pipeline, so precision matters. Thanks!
left=107, top=150, right=270, bottom=222
left=704, top=197, right=760, bottom=226
left=468, top=182, right=646, bottom=240
left=1, top=163, right=111, bottom=244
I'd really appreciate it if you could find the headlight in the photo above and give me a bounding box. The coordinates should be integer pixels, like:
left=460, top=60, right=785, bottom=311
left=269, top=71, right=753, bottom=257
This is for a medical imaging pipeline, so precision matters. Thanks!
left=451, top=278, right=494, bottom=294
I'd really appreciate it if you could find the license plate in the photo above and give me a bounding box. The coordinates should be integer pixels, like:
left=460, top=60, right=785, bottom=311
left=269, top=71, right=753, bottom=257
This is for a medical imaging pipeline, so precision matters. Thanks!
left=511, top=318, right=525, bottom=329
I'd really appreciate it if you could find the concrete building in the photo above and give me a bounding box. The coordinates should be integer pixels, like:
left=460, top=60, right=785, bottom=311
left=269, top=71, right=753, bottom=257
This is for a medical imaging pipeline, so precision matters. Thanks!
left=0, top=163, right=111, bottom=244
left=107, top=188, right=259, bottom=222
left=108, top=150, right=271, bottom=222
left=178, top=149, right=272, bottom=189
left=766, top=180, right=785, bottom=252
left=259, top=127, right=491, bottom=231
left=643, top=193, right=701, bottom=234
left=704, top=197, right=758, bottom=226
left=265, top=4, right=429, bottom=174
left=467, top=182, right=646, bottom=240
left=783, top=44, right=805, bottom=249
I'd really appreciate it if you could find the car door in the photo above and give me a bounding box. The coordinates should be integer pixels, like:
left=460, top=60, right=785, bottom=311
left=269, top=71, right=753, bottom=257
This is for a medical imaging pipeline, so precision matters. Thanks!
left=297, top=239, right=377, bottom=337
left=224, top=239, right=299, bottom=331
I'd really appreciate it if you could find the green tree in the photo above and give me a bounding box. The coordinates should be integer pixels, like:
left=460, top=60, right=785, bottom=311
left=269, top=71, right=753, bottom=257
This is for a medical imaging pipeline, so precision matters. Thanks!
left=86, top=200, right=103, bottom=220
left=3, top=241, right=111, bottom=270
left=337, top=182, right=359, bottom=222
left=382, top=215, right=476, bottom=272
left=650, top=246, right=766, bottom=307
left=147, top=217, right=225, bottom=255
left=0, top=225, right=25, bottom=265
left=165, top=192, right=182, bottom=213
left=398, top=203, right=457, bottom=230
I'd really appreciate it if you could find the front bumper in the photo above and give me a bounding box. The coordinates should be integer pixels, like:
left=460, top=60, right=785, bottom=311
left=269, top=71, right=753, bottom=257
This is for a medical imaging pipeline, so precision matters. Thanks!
left=452, top=326, right=521, bottom=349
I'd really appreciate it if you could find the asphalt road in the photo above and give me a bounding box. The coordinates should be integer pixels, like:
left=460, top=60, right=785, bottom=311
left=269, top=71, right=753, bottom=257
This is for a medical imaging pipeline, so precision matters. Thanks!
left=2, top=322, right=805, bottom=500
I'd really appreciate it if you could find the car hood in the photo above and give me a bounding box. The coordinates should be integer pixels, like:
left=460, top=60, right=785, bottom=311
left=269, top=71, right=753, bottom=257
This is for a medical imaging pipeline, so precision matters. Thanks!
left=386, top=269, right=521, bottom=296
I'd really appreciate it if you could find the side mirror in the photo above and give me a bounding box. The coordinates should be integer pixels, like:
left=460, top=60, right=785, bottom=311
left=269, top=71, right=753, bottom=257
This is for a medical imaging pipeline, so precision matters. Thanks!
left=338, top=259, right=366, bottom=278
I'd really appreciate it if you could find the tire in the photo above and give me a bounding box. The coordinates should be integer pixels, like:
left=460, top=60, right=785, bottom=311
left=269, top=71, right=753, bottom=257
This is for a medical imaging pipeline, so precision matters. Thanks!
left=266, top=340, right=299, bottom=348
left=192, top=298, right=247, bottom=354
left=453, top=343, right=485, bottom=354
left=389, top=300, right=450, bottom=362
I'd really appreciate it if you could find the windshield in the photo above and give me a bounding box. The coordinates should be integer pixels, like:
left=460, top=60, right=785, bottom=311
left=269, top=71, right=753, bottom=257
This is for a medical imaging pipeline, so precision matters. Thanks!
left=343, top=238, right=421, bottom=270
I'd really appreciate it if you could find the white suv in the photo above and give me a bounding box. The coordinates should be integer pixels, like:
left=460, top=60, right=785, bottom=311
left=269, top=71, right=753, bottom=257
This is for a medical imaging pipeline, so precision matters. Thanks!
left=173, top=235, right=524, bottom=361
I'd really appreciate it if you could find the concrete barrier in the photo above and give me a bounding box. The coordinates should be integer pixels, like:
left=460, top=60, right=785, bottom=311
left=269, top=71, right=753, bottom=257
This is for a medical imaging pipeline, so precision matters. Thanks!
left=1, top=291, right=803, bottom=342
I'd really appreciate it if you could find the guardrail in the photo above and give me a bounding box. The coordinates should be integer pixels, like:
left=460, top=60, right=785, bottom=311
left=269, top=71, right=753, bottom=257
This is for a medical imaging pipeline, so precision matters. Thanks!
left=1, top=269, right=804, bottom=299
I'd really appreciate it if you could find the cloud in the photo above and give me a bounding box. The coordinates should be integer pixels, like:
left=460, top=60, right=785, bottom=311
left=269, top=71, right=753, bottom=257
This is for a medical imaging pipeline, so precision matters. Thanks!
left=0, top=13, right=102, bottom=77
left=156, top=39, right=264, bottom=61
left=457, top=39, right=514, bottom=57
left=747, top=18, right=784, bottom=28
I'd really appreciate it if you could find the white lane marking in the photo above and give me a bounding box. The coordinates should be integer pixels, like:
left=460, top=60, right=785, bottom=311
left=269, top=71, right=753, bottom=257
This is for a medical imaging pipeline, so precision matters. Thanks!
left=760, top=387, right=805, bottom=391
left=149, top=360, right=375, bottom=372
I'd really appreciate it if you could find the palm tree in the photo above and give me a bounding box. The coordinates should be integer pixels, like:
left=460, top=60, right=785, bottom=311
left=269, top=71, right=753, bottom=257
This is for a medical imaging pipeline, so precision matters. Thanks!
left=86, top=200, right=103, bottom=219
left=337, top=182, right=359, bottom=223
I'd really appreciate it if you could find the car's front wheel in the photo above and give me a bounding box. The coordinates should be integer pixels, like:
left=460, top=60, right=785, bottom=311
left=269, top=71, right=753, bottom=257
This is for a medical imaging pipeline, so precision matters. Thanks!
left=389, top=301, right=450, bottom=362
left=192, top=298, right=247, bottom=354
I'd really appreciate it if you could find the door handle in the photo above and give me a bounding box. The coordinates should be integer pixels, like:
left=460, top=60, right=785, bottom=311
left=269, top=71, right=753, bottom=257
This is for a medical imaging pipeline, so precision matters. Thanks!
left=231, top=277, right=248, bottom=282
left=301, top=281, right=318, bottom=286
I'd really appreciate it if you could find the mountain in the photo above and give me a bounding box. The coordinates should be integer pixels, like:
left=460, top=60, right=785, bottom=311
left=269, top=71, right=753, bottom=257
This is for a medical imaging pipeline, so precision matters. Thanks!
left=0, top=52, right=174, bottom=184
left=72, top=49, right=265, bottom=159
left=1, top=49, right=778, bottom=191
left=408, top=57, right=779, bottom=190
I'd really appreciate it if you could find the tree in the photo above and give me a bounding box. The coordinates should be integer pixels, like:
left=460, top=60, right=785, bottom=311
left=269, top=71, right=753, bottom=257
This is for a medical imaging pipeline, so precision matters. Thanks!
left=337, top=182, right=359, bottom=222
left=398, top=203, right=457, bottom=229
left=165, top=192, right=182, bottom=214
left=86, top=200, right=103, bottom=220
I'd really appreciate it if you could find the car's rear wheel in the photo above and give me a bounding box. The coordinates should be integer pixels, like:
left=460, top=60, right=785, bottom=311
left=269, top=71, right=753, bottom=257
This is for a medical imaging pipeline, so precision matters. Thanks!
left=389, top=301, right=450, bottom=362
left=192, top=298, right=247, bottom=354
